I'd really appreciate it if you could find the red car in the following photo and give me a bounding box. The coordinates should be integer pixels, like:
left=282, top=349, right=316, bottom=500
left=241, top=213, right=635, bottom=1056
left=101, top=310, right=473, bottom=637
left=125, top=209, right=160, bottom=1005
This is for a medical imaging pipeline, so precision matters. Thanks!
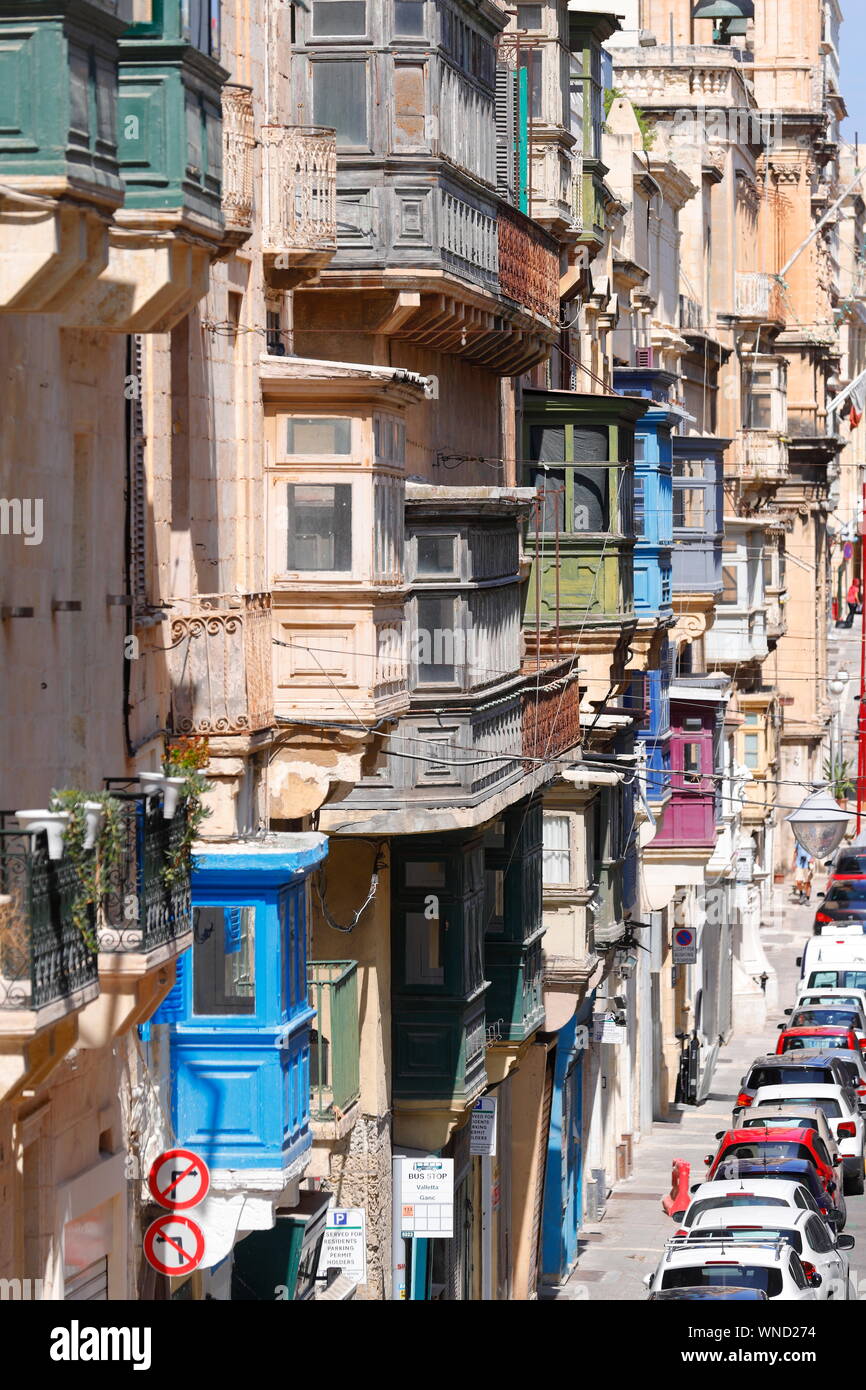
left=776, top=1027, right=861, bottom=1055
left=704, top=1127, right=839, bottom=1199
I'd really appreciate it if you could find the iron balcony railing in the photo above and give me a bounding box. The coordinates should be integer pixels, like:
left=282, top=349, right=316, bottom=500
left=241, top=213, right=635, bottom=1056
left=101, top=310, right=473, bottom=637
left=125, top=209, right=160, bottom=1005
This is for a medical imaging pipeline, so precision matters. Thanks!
left=309, top=960, right=360, bottom=1122
left=0, top=817, right=98, bottom=1012
left=100, top=784, right=193, bottom=954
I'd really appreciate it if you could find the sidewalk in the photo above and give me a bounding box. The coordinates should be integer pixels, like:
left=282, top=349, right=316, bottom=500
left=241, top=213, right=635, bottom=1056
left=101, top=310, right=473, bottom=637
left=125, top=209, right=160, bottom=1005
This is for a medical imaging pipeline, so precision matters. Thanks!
left=549, top=890, right=812, bottom=1301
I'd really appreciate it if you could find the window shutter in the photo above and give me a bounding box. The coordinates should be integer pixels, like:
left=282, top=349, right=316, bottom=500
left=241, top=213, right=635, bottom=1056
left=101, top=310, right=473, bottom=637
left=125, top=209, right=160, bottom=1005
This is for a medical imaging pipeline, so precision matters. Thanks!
left=495, top=63, right=517, bottom=204
left=129, top=334, right=148, bottom=606
left=224, top=906, right=243, bottom=955
left=151, top=951, right=189, bottom=1023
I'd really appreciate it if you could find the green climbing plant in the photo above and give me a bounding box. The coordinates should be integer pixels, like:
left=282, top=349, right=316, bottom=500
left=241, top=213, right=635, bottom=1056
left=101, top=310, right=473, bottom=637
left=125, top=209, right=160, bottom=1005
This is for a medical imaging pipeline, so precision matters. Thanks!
left=603, top=87, right=655, bottom=150
left=160, top=737, right=213, bottom=890
left=48, top=789, right=125, bottom=952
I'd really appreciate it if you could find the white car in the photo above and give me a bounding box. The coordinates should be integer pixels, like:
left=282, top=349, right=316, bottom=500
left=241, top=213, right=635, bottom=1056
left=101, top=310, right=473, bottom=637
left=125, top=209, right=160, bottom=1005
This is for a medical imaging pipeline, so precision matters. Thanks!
left=677, top=1178, right=829, bottom=1230
left=644, top=1236, right=818, bottom=1300
left=739, top=1083, right=866, bottom=1196
left=732, top=1103, right=839, bottom=1158
left=683, top=1207, right=854, bottom=1301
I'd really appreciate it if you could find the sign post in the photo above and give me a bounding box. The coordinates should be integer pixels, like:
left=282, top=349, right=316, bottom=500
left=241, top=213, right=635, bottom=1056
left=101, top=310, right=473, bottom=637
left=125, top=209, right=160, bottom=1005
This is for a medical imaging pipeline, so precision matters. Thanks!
left=470, top=1096, right=497, bottom=1156
left=317, top=1208, right=367, bottom=1285
left=672, top=926, right=697, bottom=965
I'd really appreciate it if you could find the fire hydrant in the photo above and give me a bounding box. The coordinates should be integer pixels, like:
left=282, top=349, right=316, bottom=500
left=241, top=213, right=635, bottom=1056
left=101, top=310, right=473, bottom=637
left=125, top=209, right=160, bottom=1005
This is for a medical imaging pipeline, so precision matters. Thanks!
left=662, top=1159, right=691, bottom=1220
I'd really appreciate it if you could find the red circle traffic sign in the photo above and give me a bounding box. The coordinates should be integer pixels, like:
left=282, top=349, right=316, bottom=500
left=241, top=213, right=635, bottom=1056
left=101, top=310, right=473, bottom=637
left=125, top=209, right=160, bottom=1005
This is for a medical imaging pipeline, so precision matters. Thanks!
left=144, top=1214, right=205, bottom=1277
left=148, top=1148, right=210, bottom=1211
left=675, top=929, right=693, bottom=946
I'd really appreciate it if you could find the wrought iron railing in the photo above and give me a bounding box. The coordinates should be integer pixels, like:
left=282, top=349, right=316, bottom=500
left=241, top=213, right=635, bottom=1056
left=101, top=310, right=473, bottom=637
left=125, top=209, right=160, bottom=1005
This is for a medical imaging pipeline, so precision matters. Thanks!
left=168, top=592, right=274, bottom=736
left=309, top=960, right=360, bottom=1122
left=261, top=125, right=337, bottom=255
left=99, top=785, right=193, bottom=953
left=522, top=658, right=582, bottom=763
left=0, top=819, right=98, bottom=1012
left=497, top=202, right=560, bottom=323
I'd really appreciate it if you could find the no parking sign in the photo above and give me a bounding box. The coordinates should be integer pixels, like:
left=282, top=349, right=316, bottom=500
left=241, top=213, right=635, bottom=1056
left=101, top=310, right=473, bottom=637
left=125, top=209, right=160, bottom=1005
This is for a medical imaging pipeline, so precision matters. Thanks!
left=672, top=926, right=697, bottom=965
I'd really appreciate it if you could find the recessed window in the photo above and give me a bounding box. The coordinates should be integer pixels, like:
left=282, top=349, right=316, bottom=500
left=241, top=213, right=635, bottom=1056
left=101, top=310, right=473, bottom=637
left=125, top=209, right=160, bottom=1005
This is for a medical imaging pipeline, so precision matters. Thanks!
left=312, top=1, right=366, bottom=35
left=416, top=594, right=458, bottom=684
left=517, top=4, right=542, bottom=29
left=744, top=733, right=760, bottom=769
left=193, top=906, right=255, bottom=1015
left=313, top=59, right=368, bottom=146
left=266, top=308, right=284, bottom=355
left=286, top=483, right=352, bottom=571
left=285, top=416, right=352, bottom=455
left=417, top=533, right=456, bottom=576
left=395, top=0, right=424, bottom=35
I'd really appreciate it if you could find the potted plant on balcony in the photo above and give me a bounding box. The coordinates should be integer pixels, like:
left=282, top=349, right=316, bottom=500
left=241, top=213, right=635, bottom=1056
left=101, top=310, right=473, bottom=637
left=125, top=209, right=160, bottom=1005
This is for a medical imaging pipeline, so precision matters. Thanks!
left=48, top=790, right=125, bottom=952
left=0, top=889, right=29, bottom=995
left=14, top=809, right=70, bottom=860
left=823, top=755, right=856, bottom=809
left=161, top=738, right=212, bottom=889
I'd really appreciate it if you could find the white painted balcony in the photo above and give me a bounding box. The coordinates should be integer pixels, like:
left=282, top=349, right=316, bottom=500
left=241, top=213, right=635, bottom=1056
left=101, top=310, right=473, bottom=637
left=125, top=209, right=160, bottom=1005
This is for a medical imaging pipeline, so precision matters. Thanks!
left=734, top=272, right=783, bottom=322
left=168, top=593, right=274, bottom=736
left=222, top=84, right=255, bottom=244
left=734, top=430, right=789, bottom=484
left=261, top=125, right=337, bottom=287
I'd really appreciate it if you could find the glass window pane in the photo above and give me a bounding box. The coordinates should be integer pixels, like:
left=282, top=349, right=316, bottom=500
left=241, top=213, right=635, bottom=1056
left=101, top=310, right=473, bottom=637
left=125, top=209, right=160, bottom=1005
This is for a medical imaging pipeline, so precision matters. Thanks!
left=312, top=1, right=366, bottom=35
left=286, top=483, right=352, bottom=571
left=573, top=426, right=609, bottom=462
left=573, top=468, right=609, bottom=532
left=193, top=906, right=256, bottom=1015
left=285, top=417, right=352, bottom=455
left=519, top=50, right=543, bottom=119
left=532, top=469, right=565, bottom=532
left=485, top=867, right=505, bottom=932
left=517, top=4, right=542, bottom=27
left=633, top=436, right=647, bottom=461
left=543, top=814, right=571, bottom=884
left=395, top=0, right=424, bottom=34
left=682, top=742, right=702, bottom=779
left=404, top=860, right=447, bottom=888
left=416, top=595, right=458, bottom=683
left=314, top=59, right=368, bottom=145
left=417, top=533, right=456, bottom=575
left=673, top=486, right=705, bottom=529
left=721, top=565, right=739, bottom=603
left=634, top=479, right=645, bottom=536
left=405, top=910, right=444, bottom=985
left=744, top=733, right=759, bottom=768
left=528, top=425, right=566, bottom=463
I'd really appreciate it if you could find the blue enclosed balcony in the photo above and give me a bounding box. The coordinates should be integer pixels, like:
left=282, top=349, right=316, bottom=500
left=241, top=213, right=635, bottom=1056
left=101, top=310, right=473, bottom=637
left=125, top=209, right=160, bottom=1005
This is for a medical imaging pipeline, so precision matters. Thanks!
left=671, top=437, right=727, bottom=599
left=155, top=834, right=328, bottom=1182
left=614, top=368, right=677, bottom=626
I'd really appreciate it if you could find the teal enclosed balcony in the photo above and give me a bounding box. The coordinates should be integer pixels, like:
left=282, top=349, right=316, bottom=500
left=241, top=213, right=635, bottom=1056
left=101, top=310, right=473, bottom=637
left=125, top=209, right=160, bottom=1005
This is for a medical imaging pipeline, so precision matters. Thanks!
left=308, top=959, right=360, bottom=1132
left=0, top=0, right=129, bottom=312
left=483, top=798, right=545, bottom=1076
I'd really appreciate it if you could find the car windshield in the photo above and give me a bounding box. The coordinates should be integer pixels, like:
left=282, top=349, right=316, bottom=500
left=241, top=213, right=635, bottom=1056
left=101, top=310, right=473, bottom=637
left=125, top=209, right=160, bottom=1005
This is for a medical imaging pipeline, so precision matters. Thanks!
left=661, top=1266, right=783, bottom=1296
left=687, top=1227, right=802, bottom=1255
left=809, top=971, right=866, bottom=990
left=792, top=1009, right=860, bottom=1027
left=744, top=1116, right=818, bottom=1133
left=755, top=1099, right=842, bottom=1118
left=684, top=1195, right=789, bottom=1227
left=749, top=1066, right=835, bottom=1087
left=782, top=1036, right=852, bottom=1051
left=718, top=1143, right=816, bottom=1166
left=801, top=995, right=862, bottom=1008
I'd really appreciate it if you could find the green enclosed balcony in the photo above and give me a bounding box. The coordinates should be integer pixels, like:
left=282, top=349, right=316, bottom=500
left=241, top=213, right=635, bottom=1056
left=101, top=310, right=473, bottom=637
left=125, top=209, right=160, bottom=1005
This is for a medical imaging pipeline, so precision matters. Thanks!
left=0, top=0, right=129, bottom=312
left=522, top=389, right=646, bottom=639
left=391, top=833, right=489, bottom=1151
left=308, top=959, right=360, bottom=1133
left=483, top=798, right=545, bottom=1067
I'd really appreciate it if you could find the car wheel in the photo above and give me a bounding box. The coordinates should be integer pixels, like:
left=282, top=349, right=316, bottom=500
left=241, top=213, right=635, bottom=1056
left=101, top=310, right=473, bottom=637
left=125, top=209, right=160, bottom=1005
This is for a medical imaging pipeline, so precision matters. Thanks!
left=845, top=1169, right=865, bottom=1196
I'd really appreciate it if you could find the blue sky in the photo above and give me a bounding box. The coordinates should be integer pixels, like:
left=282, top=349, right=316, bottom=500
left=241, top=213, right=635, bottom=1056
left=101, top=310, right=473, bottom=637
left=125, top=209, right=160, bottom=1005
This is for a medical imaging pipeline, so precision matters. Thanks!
left=841, top=3, right=866, bottom=150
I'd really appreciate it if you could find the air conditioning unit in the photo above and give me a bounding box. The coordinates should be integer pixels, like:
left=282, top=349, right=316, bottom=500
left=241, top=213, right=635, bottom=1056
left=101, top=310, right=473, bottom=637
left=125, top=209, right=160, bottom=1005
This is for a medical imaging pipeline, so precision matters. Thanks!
left=635, top=347, right=655, bottom=369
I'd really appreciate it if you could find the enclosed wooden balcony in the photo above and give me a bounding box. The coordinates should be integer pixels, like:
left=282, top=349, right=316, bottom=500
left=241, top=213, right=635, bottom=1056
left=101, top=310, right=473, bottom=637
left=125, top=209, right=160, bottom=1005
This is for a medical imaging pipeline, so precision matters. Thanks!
left=261, top=125, right=337, bottom=288
left=309, top=959, right=360, bottom=1138
left=168, top=593, right=274, bottom=738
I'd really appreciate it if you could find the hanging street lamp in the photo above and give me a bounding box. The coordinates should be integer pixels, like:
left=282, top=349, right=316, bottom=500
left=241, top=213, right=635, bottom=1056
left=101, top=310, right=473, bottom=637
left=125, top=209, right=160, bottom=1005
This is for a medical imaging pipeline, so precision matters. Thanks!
left=786, top=790, right=852, bottom=860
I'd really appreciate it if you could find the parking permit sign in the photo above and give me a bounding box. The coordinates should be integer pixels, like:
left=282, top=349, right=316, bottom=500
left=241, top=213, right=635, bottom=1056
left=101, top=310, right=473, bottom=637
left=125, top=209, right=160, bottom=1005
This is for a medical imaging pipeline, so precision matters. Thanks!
left=317, top=1208, right=367, bottom=1284
left=398, top=1157, right=454, bottom=1239
left=673, top=927, right=697, bottom=965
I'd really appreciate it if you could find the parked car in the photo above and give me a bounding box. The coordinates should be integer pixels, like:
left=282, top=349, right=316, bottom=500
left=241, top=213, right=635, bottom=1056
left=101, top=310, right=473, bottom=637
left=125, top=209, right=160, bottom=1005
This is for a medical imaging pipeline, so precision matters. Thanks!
left=735, top=1083, right=866, bottom=1195
left=793, top=987, right=866, bottom=1018
left=736, top=1054, right=856, bottom=1108
left=704, top=1127, right=843, bottom=1199
left=644, top=1237, right=818, bottom=1300
left=803, top=966, right=866, bottom=992
left=683, top=1207, right=854, bottom=1300
left=776, top=1026, right=862, bottom=1055
left=677, top=1178, right=829, bottom=1231
left=706, top=1158, right=845, bottom=1228
left=827, top=845, right=866, bottom=882
left=797, top=937, right=866, bottom=984
left=786, top=1004, right=866, bottom=1033
left=814, top=883, right=866, bottom=932
left=733, top=1102, right=863, bottom=1196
